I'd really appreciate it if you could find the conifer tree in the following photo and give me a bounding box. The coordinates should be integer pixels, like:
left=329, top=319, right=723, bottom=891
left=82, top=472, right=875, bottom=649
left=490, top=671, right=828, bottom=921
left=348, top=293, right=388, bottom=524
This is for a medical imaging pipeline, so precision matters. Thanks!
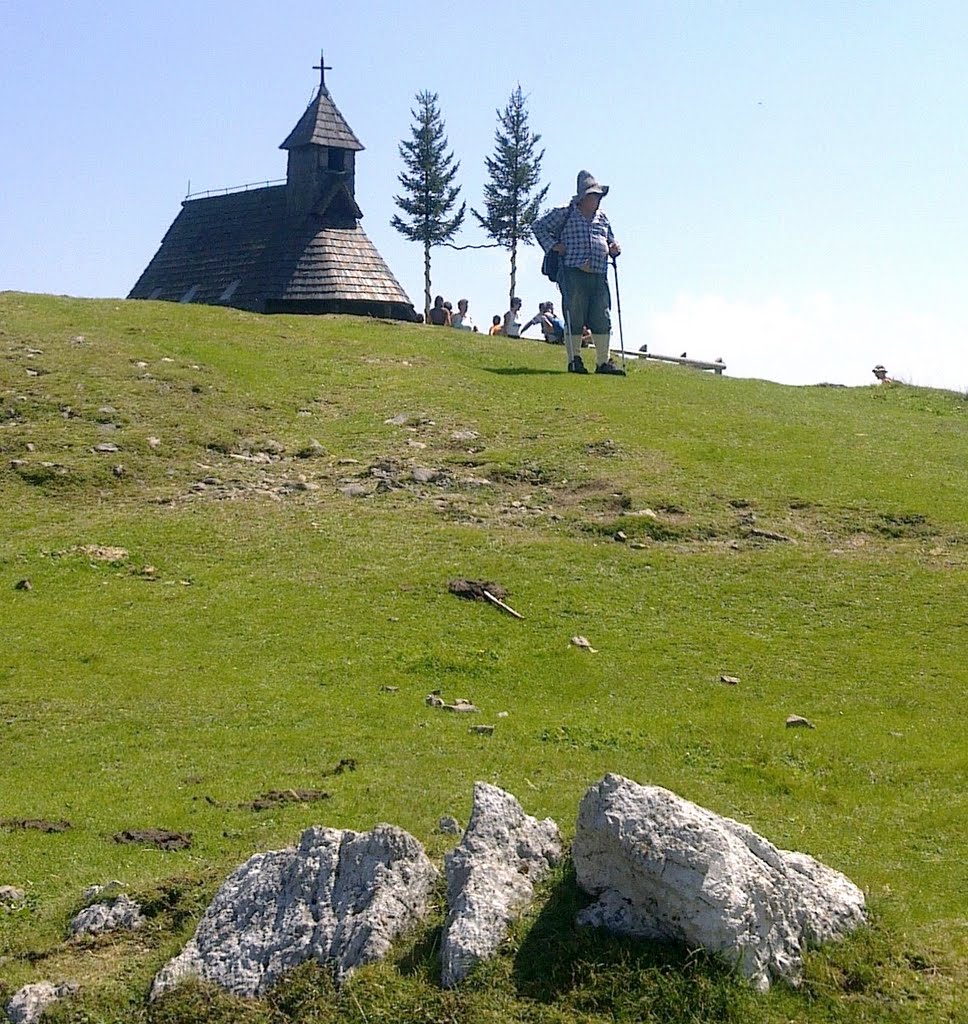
left=391, top=91, right=465, bottom=320
left=473, top=86, right=549, bottom=306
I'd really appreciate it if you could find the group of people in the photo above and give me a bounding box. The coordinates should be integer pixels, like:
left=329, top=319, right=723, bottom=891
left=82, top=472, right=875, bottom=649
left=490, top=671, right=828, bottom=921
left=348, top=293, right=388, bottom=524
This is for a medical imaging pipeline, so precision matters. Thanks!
left=424, top=169, right=625, bottom=376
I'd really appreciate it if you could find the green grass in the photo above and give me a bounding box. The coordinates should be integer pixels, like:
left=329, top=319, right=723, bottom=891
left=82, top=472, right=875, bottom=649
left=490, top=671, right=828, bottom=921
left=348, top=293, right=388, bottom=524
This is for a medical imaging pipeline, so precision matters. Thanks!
left=1, top=291, right=965, bottom=1022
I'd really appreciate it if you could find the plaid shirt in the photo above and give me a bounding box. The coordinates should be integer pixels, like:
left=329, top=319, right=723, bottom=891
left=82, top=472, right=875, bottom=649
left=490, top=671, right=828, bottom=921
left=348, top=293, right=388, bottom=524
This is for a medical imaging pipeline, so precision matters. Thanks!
left=534, top=202, right=615, bottom=275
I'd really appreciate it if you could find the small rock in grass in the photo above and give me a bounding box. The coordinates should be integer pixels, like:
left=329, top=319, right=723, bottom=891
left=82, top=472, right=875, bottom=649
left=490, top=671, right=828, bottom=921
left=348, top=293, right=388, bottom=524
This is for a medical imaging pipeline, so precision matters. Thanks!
left=497, top=711, right=509, bottom=719
left=0, top=885, right=26, bottom=907
left=14, top=579, right=32, bottom=591
left=614, top=531, right=627, bottom=542
left=69, top=894, right=145, bottom=937
left=6, top=981, right=80, bottom=1024
left=384, top=413, right=411, bottom=426
left=380, top=685, right=399, bottom=693
left=437, top=816, right=462, bottom=835
left=469, top=725, right=495, bottom=736
left=570, top=635, right=598, bottom=653
left=720, top=675, right=740, bottom=685
left=147, top=436, right=161, bottom=448
left=339, top=483, right=370, bottom=498
left=786, top=715, right=815, bottom=729
left=93, top=443, right=120, bottom=454
left=411, top=466, right=440, bottom=484
left=112, top=464, right=125, bottom=479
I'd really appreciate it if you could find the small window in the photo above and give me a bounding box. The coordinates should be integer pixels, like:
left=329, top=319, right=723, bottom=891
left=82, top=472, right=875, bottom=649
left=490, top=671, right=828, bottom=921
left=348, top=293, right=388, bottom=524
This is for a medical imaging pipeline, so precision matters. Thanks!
left=179, top=284, right=200, bottom=303
left=148, top=287, right=163, bottom=299
left=328, top=148, right=345, bottom=172
left=218, top=279, right=241, bottom=302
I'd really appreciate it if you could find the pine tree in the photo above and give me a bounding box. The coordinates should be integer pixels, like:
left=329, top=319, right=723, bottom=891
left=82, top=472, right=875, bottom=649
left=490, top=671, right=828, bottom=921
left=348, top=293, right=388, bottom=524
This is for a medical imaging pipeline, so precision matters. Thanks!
left=391, top=91, right=466, bottom=320
left=473, top=85, right=549, bottom=307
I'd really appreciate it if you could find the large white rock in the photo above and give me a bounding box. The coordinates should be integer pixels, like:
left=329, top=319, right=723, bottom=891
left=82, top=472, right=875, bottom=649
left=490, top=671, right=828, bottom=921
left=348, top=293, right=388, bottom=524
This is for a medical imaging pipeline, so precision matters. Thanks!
left=441, top=782, right=562, bottom=987
left=6, top=982, right=79, bottom=1024
left=573, top=774, right=867, bottom=991
left=69, top=894, right=145, bottom=937
left=151, top=824, right=438, bottom=999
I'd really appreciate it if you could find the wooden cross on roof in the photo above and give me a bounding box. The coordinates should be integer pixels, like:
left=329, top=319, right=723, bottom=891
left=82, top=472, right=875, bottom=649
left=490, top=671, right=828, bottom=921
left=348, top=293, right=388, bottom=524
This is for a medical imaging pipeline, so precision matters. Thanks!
left=313, top=51, right=332, bottom=90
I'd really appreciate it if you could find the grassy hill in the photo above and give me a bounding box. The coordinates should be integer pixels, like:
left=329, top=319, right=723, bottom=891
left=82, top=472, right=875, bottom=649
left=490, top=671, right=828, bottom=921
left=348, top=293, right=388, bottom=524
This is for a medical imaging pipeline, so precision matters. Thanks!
left=1, top=291, right=965, bottom=1023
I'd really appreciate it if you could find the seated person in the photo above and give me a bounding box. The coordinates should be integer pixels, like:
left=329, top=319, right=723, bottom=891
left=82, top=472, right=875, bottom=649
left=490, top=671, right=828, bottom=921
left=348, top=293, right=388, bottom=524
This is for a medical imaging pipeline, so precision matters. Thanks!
left=428, top=295, right=451, bottom=326
left=488, top=314, right=503, bottom=336
left=451, top=298, right=477, bottom=332
left=521, top=301, right=565, bottom=344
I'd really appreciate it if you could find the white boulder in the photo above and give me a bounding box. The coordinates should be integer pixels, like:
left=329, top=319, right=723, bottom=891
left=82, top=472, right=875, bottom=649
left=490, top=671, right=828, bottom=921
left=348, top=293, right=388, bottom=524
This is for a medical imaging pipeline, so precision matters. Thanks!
left=70, top=894, right=145, bottom=937
left=441, top=783, right=562, bottom=987
left=573, top=774, right=867, bottom=991
left=151, top=824, right=438, bottom=999
left=6, top=982, right=79, bottom=1024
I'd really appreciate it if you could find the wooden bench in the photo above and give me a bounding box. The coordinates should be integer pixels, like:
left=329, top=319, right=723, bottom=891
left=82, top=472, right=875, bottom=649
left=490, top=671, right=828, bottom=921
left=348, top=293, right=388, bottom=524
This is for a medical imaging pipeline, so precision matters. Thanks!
left=611, top=347, right=726, bottom=375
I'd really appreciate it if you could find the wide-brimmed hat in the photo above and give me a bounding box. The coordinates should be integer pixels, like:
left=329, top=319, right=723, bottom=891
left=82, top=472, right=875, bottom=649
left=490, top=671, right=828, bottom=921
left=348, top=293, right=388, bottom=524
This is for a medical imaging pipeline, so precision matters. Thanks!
left=575, top=169, right=609, bottom=199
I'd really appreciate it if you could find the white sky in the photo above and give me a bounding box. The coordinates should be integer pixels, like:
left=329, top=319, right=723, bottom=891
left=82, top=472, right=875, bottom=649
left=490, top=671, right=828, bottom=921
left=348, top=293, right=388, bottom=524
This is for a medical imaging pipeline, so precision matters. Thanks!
left=2, top=1, right=967, bottom=390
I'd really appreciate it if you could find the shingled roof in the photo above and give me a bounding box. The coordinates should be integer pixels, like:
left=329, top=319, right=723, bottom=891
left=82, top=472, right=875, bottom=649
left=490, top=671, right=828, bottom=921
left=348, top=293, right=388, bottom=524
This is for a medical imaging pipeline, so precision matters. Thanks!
left=129, top=71, right=415, bottom=321
left=279, top=85, right=364, bottom=152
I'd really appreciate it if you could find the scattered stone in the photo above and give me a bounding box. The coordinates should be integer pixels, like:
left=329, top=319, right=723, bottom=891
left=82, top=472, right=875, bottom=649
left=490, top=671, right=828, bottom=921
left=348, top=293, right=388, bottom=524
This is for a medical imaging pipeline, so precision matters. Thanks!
left=384, top=413, right=412, bottom=426
left=147, top=436, right=161, bottom=448
left=70, top=894, right=145, bottom=938
left=295, top=439, right=326, bottom=458
left=450, top=430, right=479, bottom=442
left=632, top=508, right=658, bottom=518
left=441, top=783, right=562, bottom=988
left=720, top=675, right=740, bottom=685
left=93, top=442, right=120, bottom=454
left=113, top=828, right=192, bottom=851
left=748, top=528, right=794, bottom=543
left=112, top=464, right=125, bottom=479
left=6, top=982, right=80, bottom=1024
left=380, top=685, right=399, bottom=693
left=573, top=774, right=866, bottom=991
left=629, top=542, right=649, bottom=550
left=447, top=579, right=508, bottom=602
left=339, top=483, right=370, bottom=498
left=336, top=458, right=360, bottom=466
left=614, top=530, right=628, bottom=542
left=14, top=579, right=31, bottom=591
left=151, top=824, right=438, bottom=998
left=0, top=818, right=72, bottom=833
left=570, top=635, right=598, bottom=653
left=25, top=443, right=35, bottom=452
left=468, top=725, right=495, bottom=736
left=82, top=881, right=124, bottom=903
left=411, top=466, right=441, bottom=484
left=10, top=459, right=28, bottom=470
left=437, top=816, right=462, bottom=835
left=407, top=440, right=427, bottom=449
left=0, top=885, right=26, bottom=907
left=246, top=789, right=330, bottom=812
left=74, top=545, right=128, bottom=563
left=496, top=711, right=509, bottom=719
left=425, top=694, right=479, bottom=713
left=786, top=715, right=816, bottom=729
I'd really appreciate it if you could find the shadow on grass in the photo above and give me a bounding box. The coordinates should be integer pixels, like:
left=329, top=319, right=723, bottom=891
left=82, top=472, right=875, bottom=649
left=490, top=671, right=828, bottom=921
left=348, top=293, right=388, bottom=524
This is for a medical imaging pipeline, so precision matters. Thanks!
left=483, top=367, right=563, bottom=376
left=512, top=866, right=758, bottom=1022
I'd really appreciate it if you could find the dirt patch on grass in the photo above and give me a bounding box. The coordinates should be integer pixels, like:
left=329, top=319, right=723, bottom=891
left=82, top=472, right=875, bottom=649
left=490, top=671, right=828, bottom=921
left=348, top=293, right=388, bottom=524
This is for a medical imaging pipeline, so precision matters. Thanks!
left=113, top=828, right=192, bottom=851
left=448, top=579, right=509, bottom=601
left=246, top=789, right=331, bottom=812
left=0, top=817, right=72, bottom=833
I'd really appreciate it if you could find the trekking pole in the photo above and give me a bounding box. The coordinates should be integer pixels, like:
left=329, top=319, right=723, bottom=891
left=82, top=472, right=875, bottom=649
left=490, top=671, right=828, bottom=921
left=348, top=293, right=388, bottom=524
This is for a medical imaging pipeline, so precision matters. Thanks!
left=611, top=255, right=626, bottom=372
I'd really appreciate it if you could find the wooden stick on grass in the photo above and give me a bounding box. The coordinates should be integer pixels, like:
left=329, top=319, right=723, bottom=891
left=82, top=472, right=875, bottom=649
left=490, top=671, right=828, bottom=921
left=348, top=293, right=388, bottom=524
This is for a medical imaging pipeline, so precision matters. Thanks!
left=483, top=589, right=524, bottom=619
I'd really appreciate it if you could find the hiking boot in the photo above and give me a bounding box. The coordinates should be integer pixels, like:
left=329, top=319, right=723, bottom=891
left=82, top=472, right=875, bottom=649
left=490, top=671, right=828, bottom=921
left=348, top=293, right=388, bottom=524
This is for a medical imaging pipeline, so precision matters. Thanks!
left=595, top=359, right=626, bottom=376
left=568, top=357, right=589, bottom=374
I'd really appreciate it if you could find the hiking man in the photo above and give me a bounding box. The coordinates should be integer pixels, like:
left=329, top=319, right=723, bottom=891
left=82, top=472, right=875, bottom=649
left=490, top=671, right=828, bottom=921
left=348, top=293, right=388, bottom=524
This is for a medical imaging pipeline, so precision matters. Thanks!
left=534, top=170, right=624, bottom=375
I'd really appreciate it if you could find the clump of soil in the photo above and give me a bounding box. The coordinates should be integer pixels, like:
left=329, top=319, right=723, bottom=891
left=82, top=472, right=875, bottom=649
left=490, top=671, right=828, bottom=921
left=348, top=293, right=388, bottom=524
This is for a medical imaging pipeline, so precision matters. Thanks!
left=247, top=789, right=331, bottom=812
left=0, top=818, right=72, bottom=833
left=113, top=828, right=193, bottom=851
left=448, top=579, right=508, bottom=601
